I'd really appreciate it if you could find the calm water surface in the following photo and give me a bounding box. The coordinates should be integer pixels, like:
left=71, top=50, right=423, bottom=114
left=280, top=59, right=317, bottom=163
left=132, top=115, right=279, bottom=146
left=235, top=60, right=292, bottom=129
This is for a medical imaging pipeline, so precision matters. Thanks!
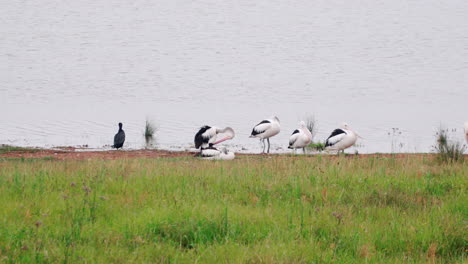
left=1, top=0, right=467, bottom=153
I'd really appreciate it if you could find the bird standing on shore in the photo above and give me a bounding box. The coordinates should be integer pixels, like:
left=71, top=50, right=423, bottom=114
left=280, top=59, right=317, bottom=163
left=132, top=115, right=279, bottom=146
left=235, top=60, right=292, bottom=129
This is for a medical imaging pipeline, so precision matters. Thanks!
left=194, top=126, right=235, bottom=155
left=325, top=123, right=358, bottom=154
left=250, top=116, right=281, bottom=153
left=113, top=122, right=125, bottom=149
left=288, top=121, right=313, bottom=154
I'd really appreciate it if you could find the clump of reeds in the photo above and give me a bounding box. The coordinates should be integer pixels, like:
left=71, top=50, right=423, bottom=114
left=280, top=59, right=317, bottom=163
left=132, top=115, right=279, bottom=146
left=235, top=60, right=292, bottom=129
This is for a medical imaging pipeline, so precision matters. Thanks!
left=433, top=127, right=465, bottom=163
left=309, top=142, right=325, bottom=151
left=144, top=119, right=157, bottom=148
left=305, top=115, right=317, bottom=140
left=305, top=115, right=325, bottom=151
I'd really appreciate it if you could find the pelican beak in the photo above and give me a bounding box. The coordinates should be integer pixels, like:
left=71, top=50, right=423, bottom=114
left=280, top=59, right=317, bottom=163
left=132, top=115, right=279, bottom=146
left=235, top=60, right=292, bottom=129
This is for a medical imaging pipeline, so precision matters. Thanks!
left=213, top=136, right=233, bottom=145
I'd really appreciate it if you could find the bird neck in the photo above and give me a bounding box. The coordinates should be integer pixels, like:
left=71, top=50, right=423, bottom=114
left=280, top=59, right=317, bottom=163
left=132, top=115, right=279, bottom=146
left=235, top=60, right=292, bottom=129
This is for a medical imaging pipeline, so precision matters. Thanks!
left=302, top=127, right=313, bottom=139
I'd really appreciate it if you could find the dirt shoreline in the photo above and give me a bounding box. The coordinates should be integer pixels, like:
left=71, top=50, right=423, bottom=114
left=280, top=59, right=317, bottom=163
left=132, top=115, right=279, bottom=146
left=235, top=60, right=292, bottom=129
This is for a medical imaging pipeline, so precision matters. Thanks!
left=0, top=147, right=446, bottom=161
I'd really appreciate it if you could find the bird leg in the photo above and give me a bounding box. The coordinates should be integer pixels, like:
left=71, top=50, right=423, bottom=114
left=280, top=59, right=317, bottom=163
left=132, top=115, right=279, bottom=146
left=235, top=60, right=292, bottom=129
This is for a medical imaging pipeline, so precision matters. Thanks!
left=261, top=139, right=265, bottom=153
left=303, top=147, right=306, bottom=154
left=267, top=138, right=270, bottom=153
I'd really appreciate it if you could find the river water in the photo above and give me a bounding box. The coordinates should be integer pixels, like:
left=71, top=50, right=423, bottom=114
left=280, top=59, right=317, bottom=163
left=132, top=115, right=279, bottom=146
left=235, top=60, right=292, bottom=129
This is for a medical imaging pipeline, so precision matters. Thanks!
left=1, top=0, right=467, bottom=153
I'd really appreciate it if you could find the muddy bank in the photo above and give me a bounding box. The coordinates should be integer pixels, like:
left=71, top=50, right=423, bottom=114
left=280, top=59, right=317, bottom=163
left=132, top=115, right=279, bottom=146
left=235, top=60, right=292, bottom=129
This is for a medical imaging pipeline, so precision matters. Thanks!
left=0, top=148, right=192, bottom=160
left=0, top=146, right=445, bottom=161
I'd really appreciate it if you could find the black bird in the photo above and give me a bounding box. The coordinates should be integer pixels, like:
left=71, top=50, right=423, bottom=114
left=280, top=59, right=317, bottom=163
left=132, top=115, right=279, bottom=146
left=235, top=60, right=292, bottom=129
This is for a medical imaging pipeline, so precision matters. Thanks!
left=112, top=122, right=125, bottom=149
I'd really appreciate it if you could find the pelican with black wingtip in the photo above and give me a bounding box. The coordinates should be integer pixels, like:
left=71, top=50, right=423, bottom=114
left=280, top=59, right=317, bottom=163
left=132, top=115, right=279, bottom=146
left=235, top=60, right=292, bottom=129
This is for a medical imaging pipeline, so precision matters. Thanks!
left=249, top=116, right=281, bottom=153
left=194, top=126, right=235, bottom=155
left=325, top=123, right=358, bottom=154
left=288, top=121, right=313, bottom=154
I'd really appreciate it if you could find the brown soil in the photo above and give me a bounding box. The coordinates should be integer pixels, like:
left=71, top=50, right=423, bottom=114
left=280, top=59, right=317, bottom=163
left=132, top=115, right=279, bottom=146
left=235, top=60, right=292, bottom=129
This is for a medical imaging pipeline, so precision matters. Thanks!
left=0, top=149, right=193, bottom=160
left=0, top=148, right=442, bottom=161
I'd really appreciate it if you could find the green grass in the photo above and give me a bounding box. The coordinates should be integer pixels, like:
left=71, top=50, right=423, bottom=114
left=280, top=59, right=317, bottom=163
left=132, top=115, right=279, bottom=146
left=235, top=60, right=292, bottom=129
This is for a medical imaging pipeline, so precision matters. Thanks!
left=0, top=155, right=466, bottom=263
left=0, top=145, right=39, bottom=155
left=308, top=142, right=325, bottom=152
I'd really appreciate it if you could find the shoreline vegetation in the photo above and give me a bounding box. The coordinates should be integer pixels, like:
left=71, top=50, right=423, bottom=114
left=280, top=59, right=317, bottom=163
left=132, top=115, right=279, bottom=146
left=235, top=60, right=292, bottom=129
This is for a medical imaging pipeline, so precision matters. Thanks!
left=0, top=145, right=466, bottom=263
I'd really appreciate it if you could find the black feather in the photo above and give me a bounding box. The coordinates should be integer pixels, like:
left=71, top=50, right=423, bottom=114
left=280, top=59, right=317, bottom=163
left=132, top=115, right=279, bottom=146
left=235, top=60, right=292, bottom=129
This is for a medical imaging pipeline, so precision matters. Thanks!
left=194, top=126, right=211, bottom=149
left=250, top=120, right=270, bottom=136
left=291, top=129, right=300, bottom=135
left=257, top=120, right=271, bottom=125
left=325, top=128, right=346, bottom=147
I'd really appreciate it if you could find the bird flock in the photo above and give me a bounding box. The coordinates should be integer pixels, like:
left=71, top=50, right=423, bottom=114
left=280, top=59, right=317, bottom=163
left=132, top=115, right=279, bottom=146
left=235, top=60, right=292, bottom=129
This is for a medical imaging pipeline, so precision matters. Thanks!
left=112, top=119, right=468, bottom=160
left=193, top=116, right=361, bottom=159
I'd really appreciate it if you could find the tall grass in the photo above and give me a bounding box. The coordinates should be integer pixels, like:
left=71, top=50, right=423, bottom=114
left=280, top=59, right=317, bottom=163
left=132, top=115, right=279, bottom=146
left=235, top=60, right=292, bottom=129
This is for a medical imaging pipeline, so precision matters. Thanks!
left=305, top=115, right=317, bottom=141
left=0, top=155, right=466, bottom=263
left=433, top=127, right=465, bottom=163
left=0, top=145, right=39, bottom=154
left=387, top=127, right=404, bottom=153
left=305, top=116, right=325, bottom=151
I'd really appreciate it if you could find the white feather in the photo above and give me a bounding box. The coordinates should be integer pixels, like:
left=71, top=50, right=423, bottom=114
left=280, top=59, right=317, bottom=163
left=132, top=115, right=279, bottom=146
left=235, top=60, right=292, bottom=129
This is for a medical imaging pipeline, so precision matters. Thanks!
left=326, top=132, right=347, bottom=146
left=253, top=123, right=272, bottom=134
left=250, top=117, right=281, bottom=139
left=200, top=148, right=235, bottom=160
left=289, top=121, right=313, bottom=149
left=203, top=127, right=218, bottom=143
left=289, top=132, right=301, bottom=146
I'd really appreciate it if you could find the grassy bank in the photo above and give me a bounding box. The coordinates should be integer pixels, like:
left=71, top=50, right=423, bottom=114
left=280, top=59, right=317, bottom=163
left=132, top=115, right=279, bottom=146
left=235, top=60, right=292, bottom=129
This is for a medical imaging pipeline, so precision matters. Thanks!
left=0, top=155, right=466, bottom=263
left=0, top=145, right=39, bottom=155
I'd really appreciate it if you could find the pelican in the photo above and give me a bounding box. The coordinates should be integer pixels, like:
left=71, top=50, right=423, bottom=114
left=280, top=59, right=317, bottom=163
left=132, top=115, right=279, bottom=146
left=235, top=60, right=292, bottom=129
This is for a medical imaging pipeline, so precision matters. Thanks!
left=112, top=122, right=125, bottom=149
left=325, top=123, right=358, bottom=154
left=288, top=121, right=313, bottom=154
left=200, top=147, right=236, bottom=160
left=464, top=122, right=468, bottom=143
left=250, top=116, right=281, bottom=153
left=194, top=126, right=235, bottom=155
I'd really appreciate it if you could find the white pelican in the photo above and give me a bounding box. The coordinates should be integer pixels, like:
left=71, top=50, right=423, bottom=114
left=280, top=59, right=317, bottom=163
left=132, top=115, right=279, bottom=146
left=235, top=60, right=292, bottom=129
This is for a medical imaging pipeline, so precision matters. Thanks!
left=194, top=126, right=235, bottom=155
left=112, top=122, right=125, bottom=149
left=200, top=147, right=236, bottom=160
left=464, top=122, right=468, bottom=143
left=288, top=121, right=313, bottom=154
left=249, top=116, right=280, bottom=153
left=325, top=123, right=358, bottom=154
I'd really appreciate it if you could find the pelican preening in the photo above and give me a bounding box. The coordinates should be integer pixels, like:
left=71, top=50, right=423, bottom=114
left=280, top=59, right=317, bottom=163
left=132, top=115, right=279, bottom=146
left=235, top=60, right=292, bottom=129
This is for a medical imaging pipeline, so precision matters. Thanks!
left=194, top=126, right=235, bottom=159
left=250, top=116, right=281, bottom=153
left=288, top=121, right=313, bottom=154
left=194, top=126, right=235, bottom=150
left=325, top=123, right=358, bottom=154
left=112, top=122, right=125, bottom=149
